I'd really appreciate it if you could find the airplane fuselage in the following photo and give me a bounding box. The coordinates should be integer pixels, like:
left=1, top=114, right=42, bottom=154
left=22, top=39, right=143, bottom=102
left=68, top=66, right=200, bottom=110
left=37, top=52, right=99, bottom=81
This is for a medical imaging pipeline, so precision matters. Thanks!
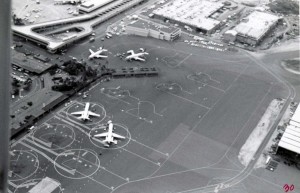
left=93, top=121, right=125, bottom=145
left=105, top=123, right=115, bottom=143
left=126, top=53, right=148, bottom=61
left=71, top=102, right=100, bottom=121
left=81, top=102, right=90, bottom=120
left=88, top=48, right=108, bottom=59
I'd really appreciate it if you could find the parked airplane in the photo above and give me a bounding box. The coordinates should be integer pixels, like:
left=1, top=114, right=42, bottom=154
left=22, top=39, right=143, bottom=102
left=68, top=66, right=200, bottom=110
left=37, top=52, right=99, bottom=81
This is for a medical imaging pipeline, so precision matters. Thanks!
left=125, top=48, right=149, bottom=62
left=93, top=120, right=125, bottom=146
left=88, top=47, right=108, bottom=59
left=71, top=102, right=100, bottom=121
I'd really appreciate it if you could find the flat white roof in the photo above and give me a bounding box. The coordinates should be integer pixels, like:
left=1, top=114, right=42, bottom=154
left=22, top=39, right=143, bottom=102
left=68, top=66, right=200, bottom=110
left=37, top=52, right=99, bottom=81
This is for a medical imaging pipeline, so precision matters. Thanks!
left=224, top=29, right=238, bottom=36
left=290, top=120, right=300, bottom=128
left=29, top=177, right=60, bottom=193
left=153, top=0, right=223, bottom=31
left=234, top=11, right=279, bottom=40
left=278, top=125, right=300, bottom=154
left=291, top=104, right=300, bottom=124
left=79, top=0, right=114, bottom=12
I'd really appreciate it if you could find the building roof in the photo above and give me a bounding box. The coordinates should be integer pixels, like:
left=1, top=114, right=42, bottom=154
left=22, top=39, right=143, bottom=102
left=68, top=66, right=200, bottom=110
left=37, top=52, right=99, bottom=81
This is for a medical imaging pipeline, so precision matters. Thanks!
left=128, top=19, right=180, bottom=34
left=12, top=50, right=54, bottom=74
left=234, top=11, right=279, bottom=40
left=278, top=125, right=300, bottom=154
left=29, top=177, right=61, bottom=193
left=290, top=120, right=300, bottom=128
left=79, top=0, right=114, bottom=12
left=153, top=0, right=223, bottom=31
left=224, top=30, right=238, bottom=36
left=291, top=104, right=300, bottom=124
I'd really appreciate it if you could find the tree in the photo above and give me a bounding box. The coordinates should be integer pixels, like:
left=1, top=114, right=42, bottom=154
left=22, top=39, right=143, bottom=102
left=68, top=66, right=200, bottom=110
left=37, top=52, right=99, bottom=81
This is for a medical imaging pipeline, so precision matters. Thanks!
left=27, top=101, right=33, bottom=106
left=11, top=88, right=19, bottom=95
left=23, top=81, right=32, bottom=91
left=12, top=78, right=20, bottom=87
left=86, top=66, right=97, bottom=77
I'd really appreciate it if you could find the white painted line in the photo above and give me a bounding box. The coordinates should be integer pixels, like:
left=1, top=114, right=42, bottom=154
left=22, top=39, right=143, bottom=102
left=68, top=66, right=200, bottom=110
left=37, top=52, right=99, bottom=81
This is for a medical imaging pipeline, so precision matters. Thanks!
left=122, top=148, right=160, bottom=166
left=131, top=138, right=168, bottom=157
left=19, top=141, right=76, bottom=175
left=24, top=138, right=59, bottom=156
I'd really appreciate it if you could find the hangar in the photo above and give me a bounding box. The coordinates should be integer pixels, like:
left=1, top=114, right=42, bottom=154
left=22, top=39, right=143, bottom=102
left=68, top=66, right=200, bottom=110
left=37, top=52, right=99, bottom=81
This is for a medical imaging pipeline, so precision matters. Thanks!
left=277, top=105, right=300, bottom=157
left=152, top=0, right=224, bottom=34
left=233, top=11, right=280, bottom=45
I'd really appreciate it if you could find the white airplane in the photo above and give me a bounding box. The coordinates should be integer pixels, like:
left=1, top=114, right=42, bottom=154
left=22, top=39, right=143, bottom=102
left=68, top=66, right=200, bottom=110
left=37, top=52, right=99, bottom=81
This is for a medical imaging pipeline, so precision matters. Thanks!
left=71, top=102, right=100, bottom=121
left=93, top=120, right=125, bottom=145
left=125, top=48, right=149, bottom=62
left=88, top=47, right=108, bottom=59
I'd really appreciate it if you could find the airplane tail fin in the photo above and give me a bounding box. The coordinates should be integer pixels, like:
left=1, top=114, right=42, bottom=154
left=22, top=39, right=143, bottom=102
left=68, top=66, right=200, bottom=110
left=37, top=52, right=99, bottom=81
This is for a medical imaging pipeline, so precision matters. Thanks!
left=89, top=49, right=95, bottom=54
left=100, top=46, right=108, bottom=52
left=127, top=50, right=134, bottom=55
left=101, top=139, right=109, bottom=147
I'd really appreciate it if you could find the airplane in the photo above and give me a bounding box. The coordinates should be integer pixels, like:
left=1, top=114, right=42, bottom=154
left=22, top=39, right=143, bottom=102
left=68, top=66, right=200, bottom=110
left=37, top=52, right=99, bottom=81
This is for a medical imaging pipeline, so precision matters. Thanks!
left=88, top=47, right=108, bottom=59
left=93, top=120, right=125, bottom=146
left=71, top=102, right=100, bottom=121
left=125, top=48, right=149, bottom=62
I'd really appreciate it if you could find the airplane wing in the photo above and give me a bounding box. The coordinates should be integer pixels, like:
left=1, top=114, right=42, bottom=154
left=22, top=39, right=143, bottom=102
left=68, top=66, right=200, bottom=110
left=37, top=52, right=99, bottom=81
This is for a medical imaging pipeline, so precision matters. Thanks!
left=88, top=111, right=101, bottom=117
left=127, top=50, right=134, bottom=55
left=89, top=49, right=94, bottom=54
left=112, top=133, right=125, bottom=139
left=91, top=136, right=109, bottom=147
left=97, top=125, right=107, bottom=129
left=135, top=57, right=145, bottom=61
left=93, top=133, right=108, bottom=138
left=71, top=111, right=84, bottom=115
left=95, top=55, right=108, bottom=58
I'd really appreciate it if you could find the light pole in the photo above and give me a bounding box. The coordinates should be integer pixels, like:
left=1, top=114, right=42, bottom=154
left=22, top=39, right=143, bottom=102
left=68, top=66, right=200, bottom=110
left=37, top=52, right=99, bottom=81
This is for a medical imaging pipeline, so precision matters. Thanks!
left=0, top=0, right=11, bottom=192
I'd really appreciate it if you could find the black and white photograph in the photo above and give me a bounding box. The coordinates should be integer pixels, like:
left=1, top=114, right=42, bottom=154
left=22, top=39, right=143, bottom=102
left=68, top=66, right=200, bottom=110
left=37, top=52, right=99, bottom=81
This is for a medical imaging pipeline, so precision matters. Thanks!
left=0, top=0, right=299, bottom=192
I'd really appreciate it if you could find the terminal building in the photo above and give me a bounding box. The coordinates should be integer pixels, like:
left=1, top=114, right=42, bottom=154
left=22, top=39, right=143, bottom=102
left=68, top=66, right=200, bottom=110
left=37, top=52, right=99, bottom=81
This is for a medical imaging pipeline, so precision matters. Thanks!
left=78, top=0, right=115, bottom=13
left=126, top=19, right=181, bottom=41
left=152, top=0, right=224, bottom=34
left=13, top=0, right=145, bottom=52
left=229, top=11, right=280, bottom=46
left=277, top=104, right=300, bottom=158
left=54, top=0, right=81, bottom=5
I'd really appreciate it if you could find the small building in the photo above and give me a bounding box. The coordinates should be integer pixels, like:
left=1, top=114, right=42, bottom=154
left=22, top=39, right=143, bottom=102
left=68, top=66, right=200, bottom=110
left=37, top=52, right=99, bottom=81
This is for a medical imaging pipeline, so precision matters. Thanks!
left=223, top=30, right=238, bottom=42
left=233, top=11, right=280, bottom=46
left=126, top=19, right=181, bottom=41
